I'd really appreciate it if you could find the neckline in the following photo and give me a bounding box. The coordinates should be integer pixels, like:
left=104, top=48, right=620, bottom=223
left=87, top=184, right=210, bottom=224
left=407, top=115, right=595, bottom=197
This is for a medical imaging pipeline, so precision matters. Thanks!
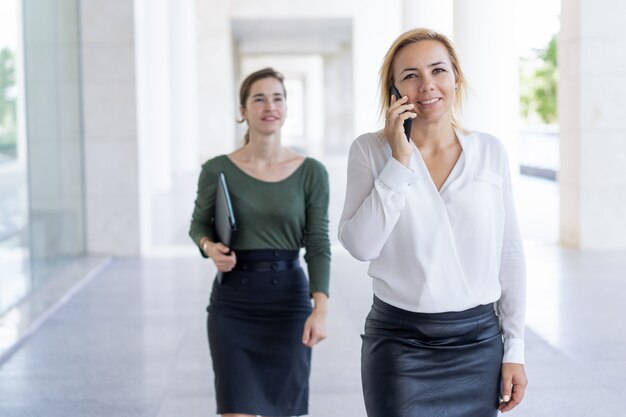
left=223, top=155, right=309, bottom=184
left=412, top=130, right=466, bottom=195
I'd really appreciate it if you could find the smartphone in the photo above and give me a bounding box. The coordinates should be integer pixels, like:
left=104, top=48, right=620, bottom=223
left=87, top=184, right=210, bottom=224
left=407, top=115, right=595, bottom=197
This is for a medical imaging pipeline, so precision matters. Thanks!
left=389, top=85, right=412, bottom=141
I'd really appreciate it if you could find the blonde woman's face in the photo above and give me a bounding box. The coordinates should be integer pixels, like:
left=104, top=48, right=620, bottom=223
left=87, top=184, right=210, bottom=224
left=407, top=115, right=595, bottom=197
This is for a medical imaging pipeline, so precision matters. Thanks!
left=241, top=77, right=287, bottom=136
left=392, top=40, right=458, bottom=124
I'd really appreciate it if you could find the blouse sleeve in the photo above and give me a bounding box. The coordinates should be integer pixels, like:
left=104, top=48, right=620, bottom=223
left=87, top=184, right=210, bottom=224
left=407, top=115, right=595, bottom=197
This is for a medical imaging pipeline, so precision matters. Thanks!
left=189, top=163, right=217, bottom=258
left=303, top=160, right=331, bottom=296
left=338, top=137, right=420, bottom=261
left=496, top=153, right=527, bottom=364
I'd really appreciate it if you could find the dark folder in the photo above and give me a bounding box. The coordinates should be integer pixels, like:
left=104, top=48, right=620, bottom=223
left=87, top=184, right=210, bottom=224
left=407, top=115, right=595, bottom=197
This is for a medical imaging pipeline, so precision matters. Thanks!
left=215, top=172, right=237, bottom=247
left=214, top=172, right=237, bottom=284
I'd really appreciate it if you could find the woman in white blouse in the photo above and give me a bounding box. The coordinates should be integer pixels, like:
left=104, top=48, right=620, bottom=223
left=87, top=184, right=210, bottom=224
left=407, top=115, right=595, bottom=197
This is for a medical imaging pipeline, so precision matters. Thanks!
left=338, top=28, right=527, bottom=416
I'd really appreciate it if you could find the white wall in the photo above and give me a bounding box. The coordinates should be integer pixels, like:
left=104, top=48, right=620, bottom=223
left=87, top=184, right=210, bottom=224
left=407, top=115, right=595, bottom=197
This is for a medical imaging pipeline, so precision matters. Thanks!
left=402, top=0, right=453, bottom=36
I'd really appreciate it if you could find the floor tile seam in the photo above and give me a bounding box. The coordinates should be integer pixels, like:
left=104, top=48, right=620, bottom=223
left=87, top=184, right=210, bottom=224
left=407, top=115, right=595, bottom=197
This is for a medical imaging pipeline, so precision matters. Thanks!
left=0, top=257, right=114, bottom=365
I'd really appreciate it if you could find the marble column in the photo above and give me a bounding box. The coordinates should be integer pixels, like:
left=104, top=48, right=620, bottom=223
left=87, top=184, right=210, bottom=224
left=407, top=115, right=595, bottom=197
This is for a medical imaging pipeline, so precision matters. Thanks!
left=559, top=0, right=626, bottom=248
left=80, top=0, right=141, bottom=255
left=453, top=0, right=519, bottom=165
left=195, top=0, right=236, bottom=161
left=22, top=0, right=85, bottom=258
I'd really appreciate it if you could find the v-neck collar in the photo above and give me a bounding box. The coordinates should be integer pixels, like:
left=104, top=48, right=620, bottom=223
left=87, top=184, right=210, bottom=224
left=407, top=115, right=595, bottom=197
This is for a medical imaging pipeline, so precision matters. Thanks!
left=410, top=129, right=468, bottom=196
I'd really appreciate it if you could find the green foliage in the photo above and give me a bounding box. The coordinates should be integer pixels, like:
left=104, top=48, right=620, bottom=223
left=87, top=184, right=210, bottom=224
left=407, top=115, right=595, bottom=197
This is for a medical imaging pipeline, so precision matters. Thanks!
left=520, top=35, right=558, bottom=124
left=0, top=47, right=17, bottom=156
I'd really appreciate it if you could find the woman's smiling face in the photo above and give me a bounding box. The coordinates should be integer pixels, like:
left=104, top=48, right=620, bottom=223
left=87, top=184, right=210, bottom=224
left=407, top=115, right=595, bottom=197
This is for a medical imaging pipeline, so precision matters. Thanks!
left=392, top=40, right=458, bottom=124
left=241, top=77, right=287, bottom=136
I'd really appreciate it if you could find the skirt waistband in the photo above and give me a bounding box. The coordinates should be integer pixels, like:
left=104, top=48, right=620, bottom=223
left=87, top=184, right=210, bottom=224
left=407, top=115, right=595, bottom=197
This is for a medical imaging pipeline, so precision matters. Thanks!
left=372, top=295, right=495, bottom=322
left=234, top=249, right=299, bottom=262
left=233, top=259, right=300, bottom=272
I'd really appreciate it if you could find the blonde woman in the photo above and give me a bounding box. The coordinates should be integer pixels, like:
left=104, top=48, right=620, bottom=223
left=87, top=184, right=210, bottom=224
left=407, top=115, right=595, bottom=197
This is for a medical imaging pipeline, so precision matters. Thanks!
left=338, top=29, right=527, bottom=416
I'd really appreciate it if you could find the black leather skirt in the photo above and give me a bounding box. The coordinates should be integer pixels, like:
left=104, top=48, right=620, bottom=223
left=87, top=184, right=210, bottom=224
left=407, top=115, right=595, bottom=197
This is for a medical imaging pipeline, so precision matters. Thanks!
left=362, top=296, right=503, bottom=417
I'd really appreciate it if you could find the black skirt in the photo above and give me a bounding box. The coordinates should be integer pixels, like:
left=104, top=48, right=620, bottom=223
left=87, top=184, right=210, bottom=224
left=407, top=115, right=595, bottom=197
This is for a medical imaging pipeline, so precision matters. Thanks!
left=206, top=250, right=312, bottom=416
left=361, top=296, right=504, bottom=417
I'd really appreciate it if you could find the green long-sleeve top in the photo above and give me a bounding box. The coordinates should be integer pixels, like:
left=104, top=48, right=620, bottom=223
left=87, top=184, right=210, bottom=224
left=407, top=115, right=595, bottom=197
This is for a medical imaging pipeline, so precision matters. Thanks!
left=189, top=155, right=331, bottom=296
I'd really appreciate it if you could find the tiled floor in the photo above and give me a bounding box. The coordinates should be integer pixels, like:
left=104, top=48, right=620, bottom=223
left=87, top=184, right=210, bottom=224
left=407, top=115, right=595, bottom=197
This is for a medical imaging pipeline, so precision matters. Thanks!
left=1, top=161, right=626, bottom=416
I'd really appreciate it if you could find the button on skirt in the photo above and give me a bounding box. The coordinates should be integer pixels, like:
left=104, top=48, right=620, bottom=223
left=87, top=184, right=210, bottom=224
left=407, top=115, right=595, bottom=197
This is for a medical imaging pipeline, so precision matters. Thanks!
left=361, top=296, right=504, bottom=417
left=206, top=250, right=312, bottom=416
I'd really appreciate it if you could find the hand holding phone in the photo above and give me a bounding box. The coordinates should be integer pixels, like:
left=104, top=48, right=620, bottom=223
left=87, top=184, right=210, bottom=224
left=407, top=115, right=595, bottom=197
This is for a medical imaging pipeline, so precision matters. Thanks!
left=388, top=85, right=412, bottom=141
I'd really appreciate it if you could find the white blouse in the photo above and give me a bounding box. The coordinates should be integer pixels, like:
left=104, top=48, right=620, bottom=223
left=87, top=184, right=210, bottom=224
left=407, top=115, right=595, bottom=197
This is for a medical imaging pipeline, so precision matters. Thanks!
left=338, top=130, right=527, bottom=364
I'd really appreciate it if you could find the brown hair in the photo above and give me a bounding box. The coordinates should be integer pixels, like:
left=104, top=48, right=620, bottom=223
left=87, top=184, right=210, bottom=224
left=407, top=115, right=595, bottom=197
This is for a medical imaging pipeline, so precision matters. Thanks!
left=378, top=28, right=466, bottom=130
left=238, top=67, right=287, bottom=144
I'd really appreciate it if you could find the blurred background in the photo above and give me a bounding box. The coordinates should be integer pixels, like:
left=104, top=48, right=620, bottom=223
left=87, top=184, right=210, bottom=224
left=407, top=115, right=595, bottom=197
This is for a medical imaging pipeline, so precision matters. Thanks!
left=0, top=0, right=563, bottom=312
left=1, top=0, right=625, bottom=415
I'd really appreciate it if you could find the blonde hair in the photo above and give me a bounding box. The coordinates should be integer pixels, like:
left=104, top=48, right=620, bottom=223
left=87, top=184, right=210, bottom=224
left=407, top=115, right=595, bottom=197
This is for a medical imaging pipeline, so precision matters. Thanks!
left=238, top=67, right=287, bottom=144
left=378, top=28, right=466, bottom=130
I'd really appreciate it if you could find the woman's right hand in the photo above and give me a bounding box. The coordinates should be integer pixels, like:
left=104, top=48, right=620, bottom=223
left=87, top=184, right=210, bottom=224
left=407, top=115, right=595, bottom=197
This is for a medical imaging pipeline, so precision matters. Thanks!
left=383, top=94, right=416, bottom=167
left=203, top=241, right=237, bottom=272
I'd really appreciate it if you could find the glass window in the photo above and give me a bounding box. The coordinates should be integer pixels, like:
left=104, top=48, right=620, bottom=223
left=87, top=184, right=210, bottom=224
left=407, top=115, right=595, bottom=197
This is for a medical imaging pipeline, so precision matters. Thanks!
left=1, top=0, right=85, bottom=316
left=0, top=0, right=30, bottom=314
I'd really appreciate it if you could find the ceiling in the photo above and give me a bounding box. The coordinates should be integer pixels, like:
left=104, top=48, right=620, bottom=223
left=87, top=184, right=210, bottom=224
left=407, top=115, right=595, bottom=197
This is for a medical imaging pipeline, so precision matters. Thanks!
left=231, top=18, right=352, bottom=54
